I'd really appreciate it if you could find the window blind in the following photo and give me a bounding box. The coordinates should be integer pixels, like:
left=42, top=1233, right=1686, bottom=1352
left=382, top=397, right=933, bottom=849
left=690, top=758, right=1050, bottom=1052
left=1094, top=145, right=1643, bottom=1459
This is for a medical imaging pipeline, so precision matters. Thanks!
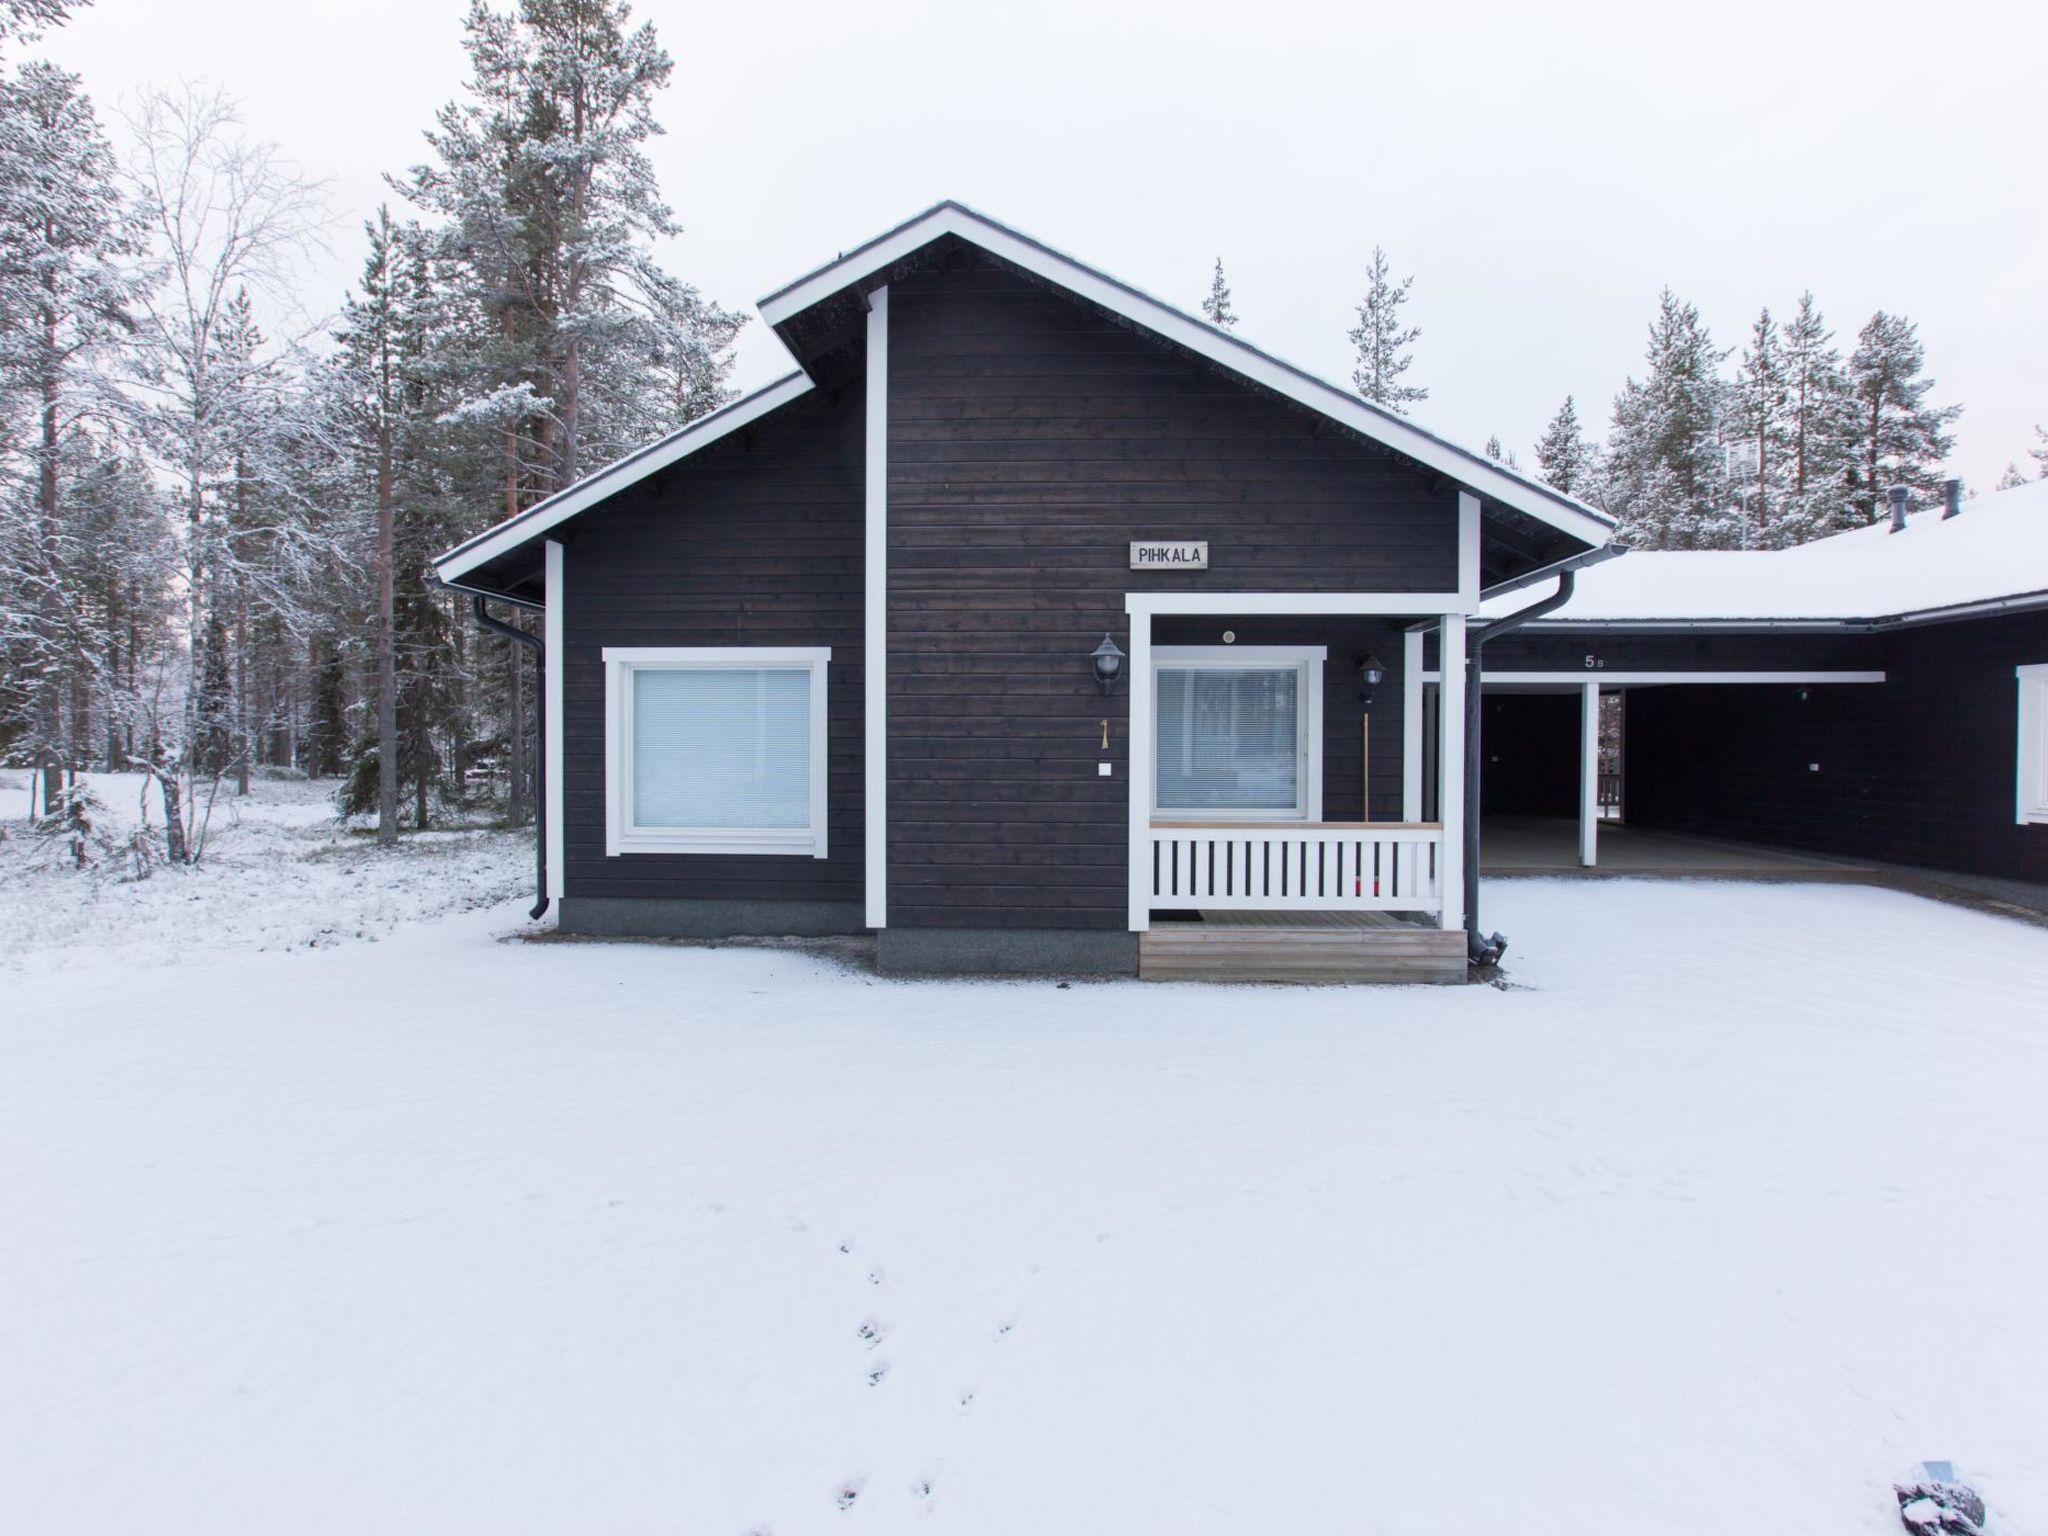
left=1155, top=665, right=1301, bottom=812
left=631, top=667, right=812, bottom=830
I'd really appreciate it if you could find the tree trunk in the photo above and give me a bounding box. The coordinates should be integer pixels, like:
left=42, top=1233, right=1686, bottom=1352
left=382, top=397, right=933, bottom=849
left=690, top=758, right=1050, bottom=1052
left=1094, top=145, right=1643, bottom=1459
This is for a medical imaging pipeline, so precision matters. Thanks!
left=234, top=576, right=251, bottom=795
left=159, top=768, right=188, bottom=866
left=507, top=641, right=527, bottom=824
left=38, top=287, right=62, bottom=817
left=375, top=411, right=398, bottom=846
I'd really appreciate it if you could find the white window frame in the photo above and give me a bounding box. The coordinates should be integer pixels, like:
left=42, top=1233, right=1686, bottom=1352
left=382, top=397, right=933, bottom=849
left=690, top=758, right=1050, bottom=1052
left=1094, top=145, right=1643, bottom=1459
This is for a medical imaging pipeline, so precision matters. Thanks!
left=2019, top=663, right=2048, bottom=826
left=603, top=646, right=830, bottom=858
left=1151, top=645, right=1326, bottom=822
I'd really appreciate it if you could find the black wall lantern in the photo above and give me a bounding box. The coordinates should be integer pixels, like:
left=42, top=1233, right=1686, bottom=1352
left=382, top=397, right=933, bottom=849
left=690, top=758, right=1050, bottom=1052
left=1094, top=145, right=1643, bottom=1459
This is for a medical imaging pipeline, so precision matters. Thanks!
left=1359, top=650, right=1385, bottom=702
left=1091, top=633, right=1126, bottom=694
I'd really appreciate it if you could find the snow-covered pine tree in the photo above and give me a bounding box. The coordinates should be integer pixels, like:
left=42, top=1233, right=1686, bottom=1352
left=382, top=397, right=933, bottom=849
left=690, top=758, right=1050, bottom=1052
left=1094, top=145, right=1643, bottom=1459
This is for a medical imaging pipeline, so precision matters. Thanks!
left=1201, top=257, right=1236, bottom=329
left=1996, top=463, right=2028, bottom=490
left=1348, top=245, right=1425, bottom=414
left=1533, top=395, right=1596, bottom=497
left=1845, top=311, right=1960, bottom=524
left=1729, top=308, right=1789, bottom=547
left=2029, top=425, right=2047, bottom=479
left=1482, top=435, right=1519, bottom=469
left=403, top=0, right=742, bottom=495
left=0, top=0, right=84, bottom=52
left=0, top=59, right=136, bottom=811
left=1601, top=289, right=1733, bottom=549
left=1773, top=292, right=1856, bottom=542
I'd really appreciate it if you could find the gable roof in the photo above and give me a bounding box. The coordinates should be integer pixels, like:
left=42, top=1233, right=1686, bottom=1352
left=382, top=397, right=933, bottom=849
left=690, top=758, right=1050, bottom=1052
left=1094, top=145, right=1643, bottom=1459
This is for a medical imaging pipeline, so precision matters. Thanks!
left=436, top=200, right=1615, bottom=590
left=758, top=201, right=1614, bottom=548
left=1488, top=477, right=2048, bottom=629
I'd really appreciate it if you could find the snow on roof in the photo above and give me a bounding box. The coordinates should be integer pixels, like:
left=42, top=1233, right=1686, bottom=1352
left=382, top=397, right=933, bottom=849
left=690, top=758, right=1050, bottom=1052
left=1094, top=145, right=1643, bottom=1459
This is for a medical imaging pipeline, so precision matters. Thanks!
left=1493, top=478, right=2048, bottom=626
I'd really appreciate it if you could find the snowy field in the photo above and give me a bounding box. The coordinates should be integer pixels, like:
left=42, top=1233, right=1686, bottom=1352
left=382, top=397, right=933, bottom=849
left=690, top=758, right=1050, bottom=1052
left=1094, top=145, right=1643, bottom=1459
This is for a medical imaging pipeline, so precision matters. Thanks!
left=2, top=834, right=2045, bottom=1535
left=0, top=771, right=528, bottom=974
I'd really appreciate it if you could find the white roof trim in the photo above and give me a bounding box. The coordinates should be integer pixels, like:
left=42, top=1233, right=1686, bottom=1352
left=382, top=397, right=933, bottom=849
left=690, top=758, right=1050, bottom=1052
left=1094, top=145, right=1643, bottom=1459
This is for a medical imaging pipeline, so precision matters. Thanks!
left=434, top=372, right=815, bottom=584
left=760, top=202, right=1614, bottom=548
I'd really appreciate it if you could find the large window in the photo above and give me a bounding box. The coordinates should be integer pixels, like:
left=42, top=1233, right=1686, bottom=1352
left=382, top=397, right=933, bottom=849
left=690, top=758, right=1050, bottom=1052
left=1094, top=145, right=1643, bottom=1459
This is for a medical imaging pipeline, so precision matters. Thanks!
left=2020, top=663, right=2048, bottom=826
left=604, top=647, right=830, bottom=857
left=1152, top=646, right=1325, bottom=820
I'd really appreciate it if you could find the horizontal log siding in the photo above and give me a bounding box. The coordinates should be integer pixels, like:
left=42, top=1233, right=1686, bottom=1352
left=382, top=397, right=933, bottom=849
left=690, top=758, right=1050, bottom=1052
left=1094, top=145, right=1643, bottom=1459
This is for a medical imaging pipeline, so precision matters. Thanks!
left=1623, top=610, right=2048, bottom=883
left=559, top=385, right=866, bottom=904
left=886, top=260, right=1459, bottom=931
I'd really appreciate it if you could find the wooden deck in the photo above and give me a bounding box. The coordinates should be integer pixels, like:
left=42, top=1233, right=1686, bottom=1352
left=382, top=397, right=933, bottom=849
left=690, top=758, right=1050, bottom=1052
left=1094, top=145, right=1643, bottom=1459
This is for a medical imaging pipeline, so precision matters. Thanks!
left=1139, top=909, right=1468, bottom=985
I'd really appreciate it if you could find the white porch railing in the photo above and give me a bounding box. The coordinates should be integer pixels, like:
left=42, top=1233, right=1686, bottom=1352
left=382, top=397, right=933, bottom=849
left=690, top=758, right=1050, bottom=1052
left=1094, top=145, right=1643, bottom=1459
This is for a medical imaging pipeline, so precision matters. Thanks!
left=1146, top=822, right=1444, bottom=913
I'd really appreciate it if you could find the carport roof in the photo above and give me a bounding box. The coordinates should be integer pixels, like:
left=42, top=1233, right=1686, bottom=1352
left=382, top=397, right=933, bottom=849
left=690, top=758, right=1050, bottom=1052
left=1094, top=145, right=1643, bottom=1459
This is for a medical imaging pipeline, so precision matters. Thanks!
left=1493, top=479, right=2048, bottom=629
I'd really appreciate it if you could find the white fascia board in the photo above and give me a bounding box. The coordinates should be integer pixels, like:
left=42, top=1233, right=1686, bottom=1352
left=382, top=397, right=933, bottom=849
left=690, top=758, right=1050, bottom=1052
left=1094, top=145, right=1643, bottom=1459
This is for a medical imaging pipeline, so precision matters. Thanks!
left=1126, top=591, right=1468, bottom=617
left=434, top=373, right=815, bottom=584
left=1417, top=670, right=1887, bottom=686
left=761, top=203, right=1614, bottom=550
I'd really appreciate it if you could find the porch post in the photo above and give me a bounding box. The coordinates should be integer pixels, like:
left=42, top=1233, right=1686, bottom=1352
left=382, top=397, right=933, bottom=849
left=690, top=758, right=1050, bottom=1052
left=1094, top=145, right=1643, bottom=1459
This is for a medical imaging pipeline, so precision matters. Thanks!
left=1126, top=602, right=1152, bottom=932
left=1437, top=613, right=1466, bottom=931
left=1402, top=628, right=1424, bottom=823
left=1579, top=681, right=1599, bottom=868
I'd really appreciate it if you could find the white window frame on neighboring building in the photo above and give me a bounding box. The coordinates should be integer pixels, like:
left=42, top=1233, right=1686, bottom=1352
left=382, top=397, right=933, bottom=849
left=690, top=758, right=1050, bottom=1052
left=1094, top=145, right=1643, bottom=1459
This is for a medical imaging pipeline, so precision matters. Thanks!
left=2019, top=663, right=2048, bottom=826
left=1151, top=644, right=1326, bottom=822
left=602, top=646, right=830, bottom=857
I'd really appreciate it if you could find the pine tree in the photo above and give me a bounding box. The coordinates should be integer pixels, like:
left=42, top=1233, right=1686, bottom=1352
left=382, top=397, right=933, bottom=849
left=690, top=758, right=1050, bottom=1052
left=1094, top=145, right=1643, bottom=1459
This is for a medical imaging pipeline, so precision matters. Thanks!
left=1602, top=289, right=1733, bottom=549
left=2029, top=425, right=2047, bottom=480
left=1348, top=245, right=1424, bottom=414
left=403, top=0, right=741, bottom=495
left=1533, top=395, right=1595, bottom=496
left=0, top=60, right=136, bottom=809
left=1200, top=257, right=1236, bottom=329
left=1773, top=292, right=1856, bottom=541
left=1845, top=311, right=1960, bottom=524
left=1996, top=462, right=2028, bottom=491
left=1729, top=309, right=1789, bottom=547
left=1482, top=434, right=1518, bottom=469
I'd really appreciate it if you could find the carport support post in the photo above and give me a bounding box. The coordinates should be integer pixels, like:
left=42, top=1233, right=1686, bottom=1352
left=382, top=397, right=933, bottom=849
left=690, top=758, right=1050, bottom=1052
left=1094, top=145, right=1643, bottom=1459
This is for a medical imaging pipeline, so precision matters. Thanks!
left=1580, top=681, right=1599, bottom=868
left=1437, top=613, right=1466, bottom=931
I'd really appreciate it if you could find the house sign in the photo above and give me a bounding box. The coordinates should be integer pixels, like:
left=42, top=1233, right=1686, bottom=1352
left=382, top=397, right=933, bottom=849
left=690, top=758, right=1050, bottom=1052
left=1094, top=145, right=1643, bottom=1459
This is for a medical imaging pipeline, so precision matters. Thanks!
left=1130, top=540, right=1208, bottom=570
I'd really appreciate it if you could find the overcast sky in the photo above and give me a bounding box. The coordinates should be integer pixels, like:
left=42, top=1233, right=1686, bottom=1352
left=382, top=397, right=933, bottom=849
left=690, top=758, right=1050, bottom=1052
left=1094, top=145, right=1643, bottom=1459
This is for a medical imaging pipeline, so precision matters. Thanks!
left=50, top=0, right=2048, bottom=492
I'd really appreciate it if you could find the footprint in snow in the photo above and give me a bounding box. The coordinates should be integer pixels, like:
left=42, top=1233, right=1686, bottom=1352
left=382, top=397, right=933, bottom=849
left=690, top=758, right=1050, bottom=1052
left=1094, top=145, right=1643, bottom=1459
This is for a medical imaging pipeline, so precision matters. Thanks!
left=993, top=1320, right=1014, bottom=1341
left=835, top=1479, right=863, bottom=1511
left=857, top=1319, right=887, bottom=1349
left=867, top=1362, right=891, bottom=1387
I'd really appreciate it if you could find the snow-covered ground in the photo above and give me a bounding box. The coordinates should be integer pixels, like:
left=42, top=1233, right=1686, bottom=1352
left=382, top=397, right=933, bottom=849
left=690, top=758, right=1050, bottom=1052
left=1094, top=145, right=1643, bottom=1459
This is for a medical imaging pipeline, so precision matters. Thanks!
left=2, top=854, right=2045, bottom=1534
left=0, top=771, right=528, bottom=974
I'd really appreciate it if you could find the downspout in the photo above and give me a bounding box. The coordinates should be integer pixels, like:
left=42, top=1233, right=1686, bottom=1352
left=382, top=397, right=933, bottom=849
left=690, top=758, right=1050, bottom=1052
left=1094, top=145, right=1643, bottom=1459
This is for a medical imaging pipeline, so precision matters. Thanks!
left=1463, top=571, right=1579, bottom=966
left=470, top=594, right=549, bottom=920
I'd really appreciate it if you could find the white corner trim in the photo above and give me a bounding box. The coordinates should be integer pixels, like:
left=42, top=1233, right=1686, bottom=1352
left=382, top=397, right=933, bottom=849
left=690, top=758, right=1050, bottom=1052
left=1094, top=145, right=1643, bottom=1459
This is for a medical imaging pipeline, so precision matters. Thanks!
left=1125, top=591, right=1467, bottom=618
left=544, top=540, right=565, bottom=901
left=1402, top=628, right=1424, bottom=823
left=1579, top=681, right=1599, bottom=869
left=757, top=203, right=1613, bottom=548
left=1437, top=615, right=1467, bottom=934
left=1151, top=646, right=1327, bottom=821
left=601, top=646, right=831, bottom=859
left=2019, top=663, right=2048, bottom=826
left=1457, top=491, right=1481, bottom=609
left=865, top=286, right=889, bottom=928
left=1126, top=608, right=1153, bottom=932
left=1417, top=670, right=1889, bottom=687
left=434, top=373, right=815, bottom=583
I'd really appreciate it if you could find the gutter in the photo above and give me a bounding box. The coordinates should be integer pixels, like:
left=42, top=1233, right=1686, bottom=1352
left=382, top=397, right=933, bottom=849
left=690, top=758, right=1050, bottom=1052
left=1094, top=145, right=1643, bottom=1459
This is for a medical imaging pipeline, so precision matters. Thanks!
left=1462, top=571, right=1584, bottom=967
left=467, top=593, right=550, bottom=921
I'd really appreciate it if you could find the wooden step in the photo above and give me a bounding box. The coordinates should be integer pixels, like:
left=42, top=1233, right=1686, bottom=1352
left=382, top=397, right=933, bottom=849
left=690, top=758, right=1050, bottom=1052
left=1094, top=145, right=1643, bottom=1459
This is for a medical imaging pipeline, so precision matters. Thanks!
left=1139, top=917, right=1468, bottom=984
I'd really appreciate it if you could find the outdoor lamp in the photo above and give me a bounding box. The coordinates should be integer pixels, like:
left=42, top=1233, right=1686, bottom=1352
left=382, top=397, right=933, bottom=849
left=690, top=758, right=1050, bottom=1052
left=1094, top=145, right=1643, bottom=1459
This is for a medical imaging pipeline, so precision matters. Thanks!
left=1091, top=633, right=1126, bottom=694
left=1359, top=651, right=1385, bottom=701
